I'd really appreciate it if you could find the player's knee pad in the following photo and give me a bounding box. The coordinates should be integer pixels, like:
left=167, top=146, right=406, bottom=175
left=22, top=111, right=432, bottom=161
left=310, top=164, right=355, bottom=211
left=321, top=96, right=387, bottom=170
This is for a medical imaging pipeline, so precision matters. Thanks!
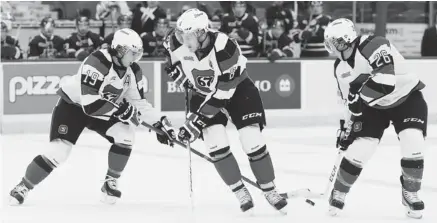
left=42, top=139, right=73, bottom=167
left=344, top=137, right=379, bottom=167
left=106, top=122, right=135, bottom=147
left=399, top=128, right=425, bottom=159
left=203, top=124, right=231, bottom=160
left=238, top=124, right=267, bottom=158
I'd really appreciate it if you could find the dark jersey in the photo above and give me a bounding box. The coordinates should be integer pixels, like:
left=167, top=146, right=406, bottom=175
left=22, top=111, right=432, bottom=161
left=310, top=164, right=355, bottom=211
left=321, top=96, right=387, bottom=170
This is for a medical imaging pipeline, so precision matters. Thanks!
left=220, top=13, right=261, bottom=57
left=140, top=31, right=166, bottom=57
left=295, top=14, right=331, bottom=57
left=262, top=30, right=296, bottom=57
left=1, top=35, right=22, bottom=59
left=102, top=32, right=115, bottom=49
left=28, top=33, right=65, bottom=58
left=65, top=31, right=104, bottom=52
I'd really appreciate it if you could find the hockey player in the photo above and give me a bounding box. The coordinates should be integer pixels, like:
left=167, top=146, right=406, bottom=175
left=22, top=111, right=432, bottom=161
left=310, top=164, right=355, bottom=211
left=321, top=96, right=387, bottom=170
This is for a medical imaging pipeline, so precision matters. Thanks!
left=65, top=16, right=104, bottom=60
left=324, top=18, right=427, bottom=218
left=293, top=1, right=331, bottom=57
left=164, top=9, right=287, bottom=213
left=220, top=1, right=261, bottom=57
left=28, top=17, right=65, bottom=59
left=262, top=19, right=299, bottom=62
left=102, top=14, right=132, bottom=49
left=1, top=20, right=22, bottom=60
left=9, top=28, right=175, bottom=205
left=141, top=18, right=169, bottom=57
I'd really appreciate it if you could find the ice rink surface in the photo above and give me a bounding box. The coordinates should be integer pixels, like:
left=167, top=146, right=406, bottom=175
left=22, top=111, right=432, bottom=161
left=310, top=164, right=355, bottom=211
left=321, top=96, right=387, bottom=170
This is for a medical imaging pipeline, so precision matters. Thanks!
left=2, top=125, right=436, bottom=223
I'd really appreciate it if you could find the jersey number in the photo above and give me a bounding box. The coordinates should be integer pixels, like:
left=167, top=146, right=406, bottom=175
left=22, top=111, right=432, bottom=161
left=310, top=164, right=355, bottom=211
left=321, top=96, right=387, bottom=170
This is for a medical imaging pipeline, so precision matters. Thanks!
left=82, top=70, right=99, bottom=86
left=374, top=50, right=392, bottom=68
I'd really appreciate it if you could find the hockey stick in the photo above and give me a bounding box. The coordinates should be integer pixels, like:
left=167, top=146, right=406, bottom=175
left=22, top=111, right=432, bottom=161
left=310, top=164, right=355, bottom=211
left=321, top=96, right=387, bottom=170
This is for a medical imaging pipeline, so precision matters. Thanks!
left=185, top=90, right=194, bottom=209
left=283, top=117, right=356, bottom=200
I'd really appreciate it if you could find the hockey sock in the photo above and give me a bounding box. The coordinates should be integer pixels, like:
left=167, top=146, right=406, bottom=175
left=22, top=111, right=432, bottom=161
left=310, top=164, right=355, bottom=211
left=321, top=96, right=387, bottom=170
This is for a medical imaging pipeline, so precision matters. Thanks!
left=107, top=144, right=132, bottom=178
left=334, top=158, right=363, bottom=193
left=400, top=158, right=424, bottom=192
left=21, top=155, right=55, bottom=189
left=210, top=146, right=242, bottom=186
left=247, top=145, right=275, bottom=191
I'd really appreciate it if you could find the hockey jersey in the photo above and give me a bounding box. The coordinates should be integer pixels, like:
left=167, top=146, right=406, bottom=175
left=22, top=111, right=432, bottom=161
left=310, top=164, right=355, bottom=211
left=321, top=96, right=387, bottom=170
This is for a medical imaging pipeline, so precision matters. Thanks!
left=64, top=31, right=104, bottom=57
left=140, top=31, right=166, bottom=57
left=334, top=35, right=425, bottom=111
left=262, top=29, right=298, bottom=58
left=164, top=30, right=248, bottom=118
left=294, top=14, right=331, bottom=57
left=28, top=33, right=65, bottom=58
left=1, top=35, right=22, bottom=59
left=58, top=49, right=158, bottom=123
left=220, top=13, right=261, bottom=57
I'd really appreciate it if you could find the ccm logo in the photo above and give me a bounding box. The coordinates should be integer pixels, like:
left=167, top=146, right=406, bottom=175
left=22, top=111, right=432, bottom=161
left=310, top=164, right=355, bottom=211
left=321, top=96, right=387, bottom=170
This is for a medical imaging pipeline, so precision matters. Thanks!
left=403, top=118, right=425, bottom=124
left=242, top=112, right=262, bottom=120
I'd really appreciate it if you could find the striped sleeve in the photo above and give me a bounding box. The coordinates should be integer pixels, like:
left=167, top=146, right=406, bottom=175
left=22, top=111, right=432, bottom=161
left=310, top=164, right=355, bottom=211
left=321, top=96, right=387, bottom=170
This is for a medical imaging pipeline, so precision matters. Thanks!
left=162, top=30, right=181, bottom=65
left=80, top=50, right=115, bottom=117
left=196, top=36, right=247, bottom=118
left=358, top=36, right=395, bottom=100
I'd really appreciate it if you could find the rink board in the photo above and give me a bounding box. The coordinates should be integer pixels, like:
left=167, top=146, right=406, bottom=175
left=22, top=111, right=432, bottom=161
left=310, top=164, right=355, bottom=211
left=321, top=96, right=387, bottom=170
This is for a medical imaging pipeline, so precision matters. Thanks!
left=1, top=59, right=437, bottom=133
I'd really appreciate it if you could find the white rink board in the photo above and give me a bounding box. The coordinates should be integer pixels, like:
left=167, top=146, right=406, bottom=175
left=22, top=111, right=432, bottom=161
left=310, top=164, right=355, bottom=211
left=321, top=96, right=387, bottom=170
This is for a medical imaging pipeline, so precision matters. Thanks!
left=2, top=125, right=437, bottom=223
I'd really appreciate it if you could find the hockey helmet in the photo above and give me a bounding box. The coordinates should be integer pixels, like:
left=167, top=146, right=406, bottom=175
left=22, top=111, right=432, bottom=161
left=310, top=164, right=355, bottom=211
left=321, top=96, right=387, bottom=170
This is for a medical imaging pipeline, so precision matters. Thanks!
left=117, top=14, right=132, bottom=29
left=76, top=16, right=90, bottom=35
left=324, top=18, right=358, bottom=59
left=111, top=28, right=143, bottom=67
left=176, top=8, right=209, bottom=52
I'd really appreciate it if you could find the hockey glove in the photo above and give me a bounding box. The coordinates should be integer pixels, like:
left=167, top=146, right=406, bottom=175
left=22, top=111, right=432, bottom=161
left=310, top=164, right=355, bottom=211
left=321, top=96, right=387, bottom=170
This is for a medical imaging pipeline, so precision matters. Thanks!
left=336, top=119, right=353, bottom=151
left=113, top=99, right=141, bottom=126
left=152, top=116, right=176, bottom=147
left=178, top=113, right=208, bottom=143
left=347, top=92, right=363, bottom=117
left=165, top=61, right=193, bottom=89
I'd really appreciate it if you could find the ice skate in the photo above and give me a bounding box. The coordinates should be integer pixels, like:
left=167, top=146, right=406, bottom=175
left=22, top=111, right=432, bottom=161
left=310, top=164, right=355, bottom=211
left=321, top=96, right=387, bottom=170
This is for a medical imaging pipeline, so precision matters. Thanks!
left=101, top=176, right=121, bottom=204
left=328, top=189, right=346, bottom=216
left=9, top=182, right=30, bottom=205
left=264, top=188, right=288, bottom=215
left=402, top=188, right=424, bottom=219
left=234, top=185, right=254, bottom=212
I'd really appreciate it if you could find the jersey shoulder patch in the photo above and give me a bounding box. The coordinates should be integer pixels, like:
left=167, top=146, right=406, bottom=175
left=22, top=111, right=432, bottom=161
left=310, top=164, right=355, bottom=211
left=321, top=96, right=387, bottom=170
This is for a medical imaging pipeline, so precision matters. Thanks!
left=84, top=50, right=112, bottom=76
left=358, top=35, right=391, bottom=60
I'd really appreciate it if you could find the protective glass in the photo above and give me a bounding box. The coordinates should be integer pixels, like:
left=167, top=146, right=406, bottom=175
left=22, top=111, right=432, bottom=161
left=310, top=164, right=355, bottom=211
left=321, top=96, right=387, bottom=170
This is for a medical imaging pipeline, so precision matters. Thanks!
left=175, top=28, right=201, bottom=51
left=324, top=37, right=348, bottom=54
left=119, top=46, right=144, bottom=66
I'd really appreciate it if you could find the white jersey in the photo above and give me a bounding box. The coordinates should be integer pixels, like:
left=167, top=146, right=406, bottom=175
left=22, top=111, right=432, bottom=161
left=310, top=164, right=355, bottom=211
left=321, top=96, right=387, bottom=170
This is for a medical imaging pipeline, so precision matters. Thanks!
left=58, top=49, right=159, bottom=123
left=164, top=29, right=249, bottom=118
left=334, top=35, right=425, bottom=111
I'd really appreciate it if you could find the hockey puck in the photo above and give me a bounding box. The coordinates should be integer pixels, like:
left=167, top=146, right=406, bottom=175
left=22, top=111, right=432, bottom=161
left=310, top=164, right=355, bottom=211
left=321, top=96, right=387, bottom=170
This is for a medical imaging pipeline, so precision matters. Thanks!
left=305, top=199, right=315, bottom=206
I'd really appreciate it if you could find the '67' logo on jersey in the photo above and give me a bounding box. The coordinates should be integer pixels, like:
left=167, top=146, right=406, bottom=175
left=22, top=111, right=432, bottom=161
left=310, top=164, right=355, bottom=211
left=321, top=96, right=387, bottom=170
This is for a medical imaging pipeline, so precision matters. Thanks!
left=196, top=76, right=214, bottom=87
left=192, top=68, right=214, bottom=90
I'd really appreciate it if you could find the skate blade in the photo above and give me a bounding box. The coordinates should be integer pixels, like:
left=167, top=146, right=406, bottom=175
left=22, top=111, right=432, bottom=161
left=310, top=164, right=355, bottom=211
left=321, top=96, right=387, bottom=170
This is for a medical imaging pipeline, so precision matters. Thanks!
left=278, top=208, right=287, bottom=215
left=9, top=196, right=22, bottom=206
left=405, top=208, right=422, bottom=219
left=100, top=193, right=118, bottom=205
left=328, top=206, right=340, bottom=216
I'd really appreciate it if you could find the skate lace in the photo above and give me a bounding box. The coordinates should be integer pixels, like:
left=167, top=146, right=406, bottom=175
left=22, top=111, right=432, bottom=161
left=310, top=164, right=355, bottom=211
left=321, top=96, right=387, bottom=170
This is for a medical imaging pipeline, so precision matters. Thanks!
left=404, top=190, right=421, bottom=203
left=104, top=177, right=118, bottom=190
left=333, top=190, right=346, bottom=202
left=235, top=187, right=251, bottom=204
left=14, top=184, right=29, bottom=197
left=265, top=189, right=282, bottom=205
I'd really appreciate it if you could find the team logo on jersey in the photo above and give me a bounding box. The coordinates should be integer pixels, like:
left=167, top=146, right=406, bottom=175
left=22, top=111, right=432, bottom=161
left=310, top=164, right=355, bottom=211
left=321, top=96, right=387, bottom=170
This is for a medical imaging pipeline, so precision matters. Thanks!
left=184, top=56, right=194, bottom=61
left=196, top=76, right=214, bottom=87
left=58, top=125, right=68, bottom=134
left=353, top=122, right=363, bottom=132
